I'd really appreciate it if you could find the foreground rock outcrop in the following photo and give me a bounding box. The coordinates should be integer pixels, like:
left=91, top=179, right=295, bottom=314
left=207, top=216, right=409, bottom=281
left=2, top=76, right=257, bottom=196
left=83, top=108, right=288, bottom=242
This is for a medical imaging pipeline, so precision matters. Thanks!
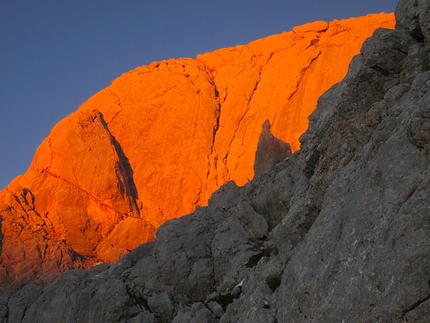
left=0, top=13, right=395, bottom=284
left=0, top=0, right=428, bottom=322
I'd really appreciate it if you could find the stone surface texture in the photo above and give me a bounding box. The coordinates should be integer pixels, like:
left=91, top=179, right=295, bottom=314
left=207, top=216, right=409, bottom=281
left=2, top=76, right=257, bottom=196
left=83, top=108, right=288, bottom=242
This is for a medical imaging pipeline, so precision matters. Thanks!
left=0, top=13, right=395, bottom=285
left=2, top=4, right=429, bottom=316
left=1, top=1, right=426, bottom=321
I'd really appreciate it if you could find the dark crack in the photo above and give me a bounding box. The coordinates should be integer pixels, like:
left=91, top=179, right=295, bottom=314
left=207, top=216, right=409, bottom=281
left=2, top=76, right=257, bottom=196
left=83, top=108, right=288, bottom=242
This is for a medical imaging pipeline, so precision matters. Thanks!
left=245, top=250, right=265, bottom=268
left=209, top=291, right=241, bottom=311
left=246, top=53, right=273, bottom=106
left=68, top=248, right=86, bottom=264
left=403, top=279, right=430, bottom=318
left=403, top=292, right=430, bottom=318
left=225, top=52, right=275, bottom=163
left=286, top=49, right=321, bottom=102
left=97, top=112, right=140, bottom=215
left=196, top=62, right=222, bottom=186
left=40, top=168, right=134, bottom=218
left=126, top=284, right=151, bottom=312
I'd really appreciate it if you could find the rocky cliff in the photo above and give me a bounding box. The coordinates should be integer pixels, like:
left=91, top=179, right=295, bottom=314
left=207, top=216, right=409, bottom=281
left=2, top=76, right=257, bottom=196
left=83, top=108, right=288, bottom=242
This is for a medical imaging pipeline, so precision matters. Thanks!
left=1, top=0, right=428, bottom=321
left=0, top=13, right=395, bottom=285
left=0, top=2, right=429, bottom=323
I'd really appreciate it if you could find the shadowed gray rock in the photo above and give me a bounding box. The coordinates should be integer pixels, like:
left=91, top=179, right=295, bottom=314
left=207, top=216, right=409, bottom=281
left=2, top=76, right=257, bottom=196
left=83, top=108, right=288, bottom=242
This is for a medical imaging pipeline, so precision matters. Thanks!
left=0, top=0, right=429, bottom=322
left=254, top=119, right=292, bottom=175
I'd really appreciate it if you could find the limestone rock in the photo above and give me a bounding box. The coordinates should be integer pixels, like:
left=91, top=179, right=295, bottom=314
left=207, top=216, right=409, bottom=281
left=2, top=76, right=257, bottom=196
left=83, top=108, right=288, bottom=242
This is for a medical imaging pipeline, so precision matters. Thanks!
left=147, top=292, right=175, bottom=323
left=0, top=3, right=429, bottom=322
left=0, top=1, right=430, bottom=323
left=0, top=14, right=395, bottom=285
left=396, top=0, right=430, bottom=42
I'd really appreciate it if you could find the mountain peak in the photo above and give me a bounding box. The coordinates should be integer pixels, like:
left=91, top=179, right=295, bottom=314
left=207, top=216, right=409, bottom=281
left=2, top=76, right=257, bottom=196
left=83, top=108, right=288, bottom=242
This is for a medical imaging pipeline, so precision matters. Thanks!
left=0, top=13, right=394, bottom=286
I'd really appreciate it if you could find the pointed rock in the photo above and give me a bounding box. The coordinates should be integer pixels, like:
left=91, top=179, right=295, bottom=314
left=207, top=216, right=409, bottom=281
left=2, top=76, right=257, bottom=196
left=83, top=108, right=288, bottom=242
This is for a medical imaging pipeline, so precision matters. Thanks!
left=254, top=120, right=291, bottom=175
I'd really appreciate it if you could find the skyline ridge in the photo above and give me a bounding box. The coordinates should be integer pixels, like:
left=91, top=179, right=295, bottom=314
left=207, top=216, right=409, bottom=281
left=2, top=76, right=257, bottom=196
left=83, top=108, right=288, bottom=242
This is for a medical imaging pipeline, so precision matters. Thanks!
left=0, top=1, right=398, bottom=189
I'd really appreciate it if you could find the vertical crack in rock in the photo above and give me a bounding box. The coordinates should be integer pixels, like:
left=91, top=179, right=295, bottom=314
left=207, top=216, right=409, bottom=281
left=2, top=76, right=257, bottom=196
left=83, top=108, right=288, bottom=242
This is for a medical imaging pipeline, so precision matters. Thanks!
left=96, top=111, right=141, bottom=217
left=207, top=100, right=222, bottom=185
left=0, top=217, right=3, bottom=256
left=246, top=53, right=274, bottom=106
left=47, top=138, right=53, bottom=170
left=198, top=62, right=223, bottom=185
left=225, top=53, right=275, bottom=165
left=287, top=49, right=322, bottom=102
left=206, top=71, right=222, bottom=151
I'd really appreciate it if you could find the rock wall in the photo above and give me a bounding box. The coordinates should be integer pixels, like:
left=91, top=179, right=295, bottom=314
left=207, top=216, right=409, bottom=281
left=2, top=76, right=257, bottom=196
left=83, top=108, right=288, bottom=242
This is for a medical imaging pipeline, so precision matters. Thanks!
left=0, top=13, right=395, bottom=284
left=0, top=0, right=428, bottom=321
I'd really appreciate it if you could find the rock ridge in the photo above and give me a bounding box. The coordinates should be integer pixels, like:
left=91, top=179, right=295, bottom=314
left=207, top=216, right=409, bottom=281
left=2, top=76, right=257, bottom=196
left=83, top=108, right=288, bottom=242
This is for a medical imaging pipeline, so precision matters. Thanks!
left=0, top=13, right=395, bottom=285
left=0, top=1, right=428, bottom=321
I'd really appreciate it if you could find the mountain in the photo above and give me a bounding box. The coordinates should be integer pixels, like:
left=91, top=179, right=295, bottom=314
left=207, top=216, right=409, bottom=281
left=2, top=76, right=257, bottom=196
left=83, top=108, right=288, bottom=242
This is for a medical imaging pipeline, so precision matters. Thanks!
left=1, top=0, right=429, bottom=321
left=0, top=14, right=395, bottom=287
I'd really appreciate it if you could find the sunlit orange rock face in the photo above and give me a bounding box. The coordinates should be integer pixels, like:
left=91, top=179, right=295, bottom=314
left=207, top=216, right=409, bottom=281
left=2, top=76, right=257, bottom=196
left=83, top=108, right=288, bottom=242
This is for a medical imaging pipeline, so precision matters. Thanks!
left=0, top=13, right=394, bottom=285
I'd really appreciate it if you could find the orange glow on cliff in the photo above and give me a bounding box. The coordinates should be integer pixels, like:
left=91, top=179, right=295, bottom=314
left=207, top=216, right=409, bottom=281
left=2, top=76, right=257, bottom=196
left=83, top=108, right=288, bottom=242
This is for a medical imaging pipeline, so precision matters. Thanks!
left=0, top=13, right=395, bottom=284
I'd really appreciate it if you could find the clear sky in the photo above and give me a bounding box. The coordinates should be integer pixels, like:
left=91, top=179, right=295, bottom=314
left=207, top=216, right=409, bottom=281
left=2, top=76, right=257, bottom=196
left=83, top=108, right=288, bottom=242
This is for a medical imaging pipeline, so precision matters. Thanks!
left=0, top=0, right=399, bottom=189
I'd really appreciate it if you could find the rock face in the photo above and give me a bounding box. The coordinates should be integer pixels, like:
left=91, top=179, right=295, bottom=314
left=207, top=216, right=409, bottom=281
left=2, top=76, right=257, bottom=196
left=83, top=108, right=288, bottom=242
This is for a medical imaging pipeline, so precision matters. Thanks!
left=0, top=13, right=395, bottom=285
left=1, top=1, right=429, bottom=322
left=0, top=2, right=427, bottom=321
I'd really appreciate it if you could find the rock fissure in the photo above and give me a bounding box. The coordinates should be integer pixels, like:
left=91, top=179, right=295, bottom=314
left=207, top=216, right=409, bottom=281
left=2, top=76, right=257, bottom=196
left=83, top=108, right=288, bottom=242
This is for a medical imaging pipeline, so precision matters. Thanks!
left=95, top=111, right=140, bottom=212
left=40, top=168, right=136, bottom=220
left=247, top=53, right=274, bottom=105
left=47, top=138, right=53, bottom=168
left=403, top=291, right=430, bottom=317
left=222, top=52, right=276, bottom=168
left=287, top=50, right=322, bottom=102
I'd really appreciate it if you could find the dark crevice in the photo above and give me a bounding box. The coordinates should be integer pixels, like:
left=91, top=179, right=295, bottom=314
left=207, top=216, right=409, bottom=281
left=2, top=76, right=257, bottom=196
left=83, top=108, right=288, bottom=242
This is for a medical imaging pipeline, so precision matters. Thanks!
left=97, top=111, right=140, bottom=215
left=67, top=248, right=86, bottom=264
left=266, top=273, right=282, bottom=292
left=206, top=281, right=244, bottom=311
left=126, top=284, right=151, bottom=312
left=210, top=292, right=240, bottom=311
left=403, top=292, right=430, bottom=317
left=0, top=217, right=3, bottom=255
left=245, top=250, right=265, bottom=268
left=224, top=52, right=275, bottom=163
left=402, top=183, right=419, bottom=204
left=212, top=102, right=221, bottom=148
left=246, top=56, right=268, bottom=105
left=136, top=296, right=151, bottom=312
left=22, top=188, right=35, bottom=210
left=196, top=63, right=222, bottom=187
left=286, top=51, right=321, bottom=102
left=39, top=169, right=134, bottom=218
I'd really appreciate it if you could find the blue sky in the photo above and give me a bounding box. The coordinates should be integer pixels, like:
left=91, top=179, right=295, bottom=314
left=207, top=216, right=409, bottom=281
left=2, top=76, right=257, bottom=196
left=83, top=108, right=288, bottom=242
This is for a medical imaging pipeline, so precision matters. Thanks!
left=0, top=0, right=398, bottom=189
